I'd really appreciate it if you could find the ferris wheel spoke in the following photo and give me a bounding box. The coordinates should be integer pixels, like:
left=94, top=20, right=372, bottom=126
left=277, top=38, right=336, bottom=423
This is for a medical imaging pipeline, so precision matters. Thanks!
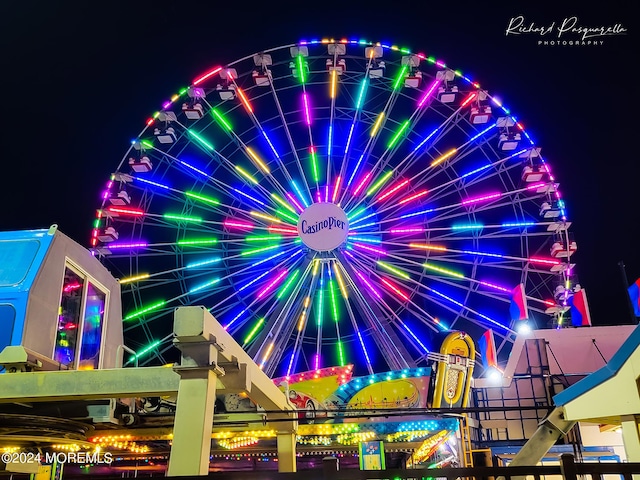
left=346, top=249, right=443, bottom=336
left=343, top=254, right=434, bottom=359
left=336, top=252, right=415, bottom=370
left=197, top=82, right=294, bottom=202
left=339, top=67, right=408, bottom=208
left=335, top=53, right=375, bottom=196
left=248, top=256, right=314, bottom=358
left=265, top=68, right=314, bottom=203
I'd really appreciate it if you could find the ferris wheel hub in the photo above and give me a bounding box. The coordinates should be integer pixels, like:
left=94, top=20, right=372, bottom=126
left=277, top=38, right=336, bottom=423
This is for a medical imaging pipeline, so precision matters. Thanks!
left=297, top=202, right=349, bottom=252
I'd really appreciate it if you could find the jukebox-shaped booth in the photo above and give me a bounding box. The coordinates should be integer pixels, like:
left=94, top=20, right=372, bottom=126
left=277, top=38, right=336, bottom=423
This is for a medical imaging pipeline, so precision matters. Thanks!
left=0, top=225, right=122, bottom=371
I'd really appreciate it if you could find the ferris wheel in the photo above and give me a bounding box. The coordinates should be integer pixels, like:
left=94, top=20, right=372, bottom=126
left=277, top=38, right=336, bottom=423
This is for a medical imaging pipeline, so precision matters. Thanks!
left=92, top=38, right=577, bottom=377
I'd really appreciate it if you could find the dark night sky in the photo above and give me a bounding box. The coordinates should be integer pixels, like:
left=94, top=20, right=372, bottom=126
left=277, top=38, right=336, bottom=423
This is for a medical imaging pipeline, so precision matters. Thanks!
left=1, top=1, right=637, bottom=326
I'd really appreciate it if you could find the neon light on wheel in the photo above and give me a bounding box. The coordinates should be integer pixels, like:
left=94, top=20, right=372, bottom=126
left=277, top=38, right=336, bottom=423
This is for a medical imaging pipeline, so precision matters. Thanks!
left=94, top=38, right=577, bottom=376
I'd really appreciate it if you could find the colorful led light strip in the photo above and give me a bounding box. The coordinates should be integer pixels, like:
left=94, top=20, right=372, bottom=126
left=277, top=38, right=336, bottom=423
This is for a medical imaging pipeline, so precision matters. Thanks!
left=186, top=257, right=221, bottom=268
left=177, top=159, right=210, bottom=178
left=409, top=243, right=447, bottom=252
left=316, top=289, right=324, bottom=327
left=424, top=263, right=464, bottom=279
left=243, top=318, right=264, bottom=346
left=460, top=92, right=477, bottom=108
left=123, top=300, right=166, bottom=322
left=337, top=341, right=345, bottom=366
left=398, top=190, right=428, bottom=205
left=235, top=166, right=259, bottom=185
left=268, top=226, right=298, bottom=234
left=430, top=287, right=511, bottom=332
left=108, top=242, right=148, bottom=249
left=393, top=64, right=409, bottom=90
left=356, top=271, right=381, bottom=299
left=271, top=193, right=297, bottom=214
left=193, top=66, right=222, bottom=86
left=381, top=277, right=410, bottom=301
left=129, top=340, right=161, bottom=362
left=163, top=213, right=202, bottom=223
left=387, top=120, right=410, bottom=149
left=366, top=171, right=393, bottom=197
left=232, top=188, right=268, bottom=207
left=177, top=238, right=217, bottom=246
left=296, top=55, right=306, bottom=84
left=107, top=207, right=144, bottom=216
left=348, top=236, right=381, bottom=244
left=291, top=181, right=309, bottom=208
left=333, top=263, right=348, bottom=299
left=417, top=80, right=440, bottom=107
left=329, top=279, right=339, bottom=322
left=310, top=146, right=320, bottom=182
left=187, top=130, right=214, bottom=151
left=236, top=87, right=253, bottom=113
left=377, top=179, right=409, bottom=202
left=352, top=243, right=386, bottom=256
left=185, top=191, right=220, bottom=206
left=211, top=108, right=233, bottom=131
left=275, top=209, right=298, bottom=224
left=257, top=270, right=288, bottom=299
left=119, top=273, right=150, bottom=284
left=430, top=148, right=457, bottom=167
left=246, top=235, right=282, bottom=243
left=285, top=193, right=304, bottom=213
left=135, top=177, right=170, bottom=190
left=461, top=192, right=501, bottom=206
left=330, top=69, right=337, bottom=99
left=389, top=227, right=424, bottom=234
left=224, top=220, right=254, bottom=230
left=355, top=79, right=367, bottom=110
left=277, top=269, right=300, bottom=299
left=352, top=172, right=372, bottom=196
left=377, top=261, right=411, bottom=280
left=332, top=176, right=341, bottom=203
left=190, top=278, right=221, bottom=294
left=242, top=244, right=281, bottom=256
left=370, top=112, right=385, bottom=137
left=451, top=223, right=483, bottom=230
left=400, top=323, right=430, bottom=353
left=245, top=147, right=270, bottom=174
left=302, top=93, right=312, bottom=126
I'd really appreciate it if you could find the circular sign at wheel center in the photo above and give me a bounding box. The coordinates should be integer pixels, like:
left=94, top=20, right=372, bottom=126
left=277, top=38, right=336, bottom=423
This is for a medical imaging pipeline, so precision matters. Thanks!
left=297, top=202, right=349, bottom=252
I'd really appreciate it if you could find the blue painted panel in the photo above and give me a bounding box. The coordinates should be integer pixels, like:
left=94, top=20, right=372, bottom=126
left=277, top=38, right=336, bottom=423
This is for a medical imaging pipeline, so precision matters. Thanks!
left=0, top=228, right=55, bottom=347
left=0, top=304, right=16, bottom=352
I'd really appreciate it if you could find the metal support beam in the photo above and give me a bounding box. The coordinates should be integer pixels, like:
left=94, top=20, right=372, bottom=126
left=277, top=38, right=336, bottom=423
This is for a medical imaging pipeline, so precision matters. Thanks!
left=167, top=370, right=218, bottom=476
left=0, top=366, right=180, bottom=403
left=508, top=408, right=575, bottom=467
left=167, top=307, right=297, bottom=476
left=621, top=415, right=640, bottom=465
left=0, top=307, right=298, bottom=476
left=499, top=407, right=576, bottom=480
left=276, top=433, right=297, bottom=473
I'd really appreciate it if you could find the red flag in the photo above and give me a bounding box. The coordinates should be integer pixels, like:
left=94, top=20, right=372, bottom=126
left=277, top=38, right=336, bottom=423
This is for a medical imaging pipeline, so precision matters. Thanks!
left=478, top=329, right=497, bottom=369
left=569, top=288, right=592, bottom=326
